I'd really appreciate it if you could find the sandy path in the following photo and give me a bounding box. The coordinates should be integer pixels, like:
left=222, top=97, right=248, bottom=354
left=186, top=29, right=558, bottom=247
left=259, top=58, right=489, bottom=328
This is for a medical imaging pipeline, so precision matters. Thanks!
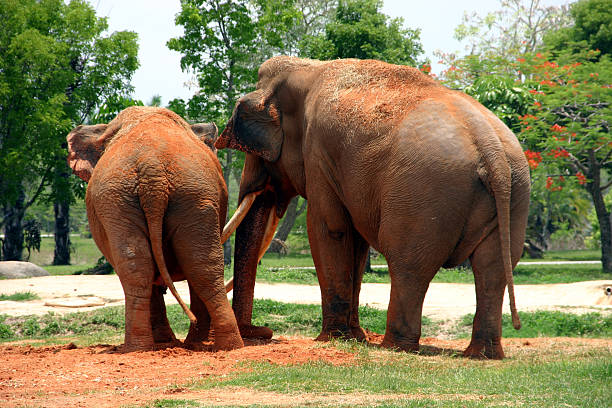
left=1, top=275, right=610, bottom=319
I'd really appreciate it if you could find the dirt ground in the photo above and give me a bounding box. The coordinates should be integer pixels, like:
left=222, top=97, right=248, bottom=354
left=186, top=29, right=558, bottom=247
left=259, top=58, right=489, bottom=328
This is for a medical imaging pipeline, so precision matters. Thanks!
left=1, top=276, right=611, bottom=407
left=1, top=336, right=610, bottom=408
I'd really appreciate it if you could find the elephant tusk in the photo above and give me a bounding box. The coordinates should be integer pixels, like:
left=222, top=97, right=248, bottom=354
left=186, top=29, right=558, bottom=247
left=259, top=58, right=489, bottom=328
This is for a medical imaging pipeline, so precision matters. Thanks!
left=225, top=277, right=233, bottom=293
left=221, top=190, right=262, bottom=244
left=224, top=206, right=279, bottom=294
left=257, top=206, right=280, bottom=262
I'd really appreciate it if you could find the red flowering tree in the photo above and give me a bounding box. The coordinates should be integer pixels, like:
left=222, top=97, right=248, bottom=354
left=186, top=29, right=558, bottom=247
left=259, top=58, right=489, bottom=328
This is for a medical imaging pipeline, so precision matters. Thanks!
left=519, top=50, right=612, bottom=272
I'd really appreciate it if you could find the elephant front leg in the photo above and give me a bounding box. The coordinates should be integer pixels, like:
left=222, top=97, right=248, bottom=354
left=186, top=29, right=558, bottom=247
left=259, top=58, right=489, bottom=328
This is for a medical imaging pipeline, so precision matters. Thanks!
left=381, top=269, right=430, bottom=352
left=232, top=191, right=276, bottom=339
left=307, top=203, right=367, bottom=341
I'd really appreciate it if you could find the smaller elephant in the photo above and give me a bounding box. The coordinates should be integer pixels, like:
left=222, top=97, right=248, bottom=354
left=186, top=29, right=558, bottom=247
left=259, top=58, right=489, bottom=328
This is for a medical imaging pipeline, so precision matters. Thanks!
left=67, top=106, right=245, bottom=352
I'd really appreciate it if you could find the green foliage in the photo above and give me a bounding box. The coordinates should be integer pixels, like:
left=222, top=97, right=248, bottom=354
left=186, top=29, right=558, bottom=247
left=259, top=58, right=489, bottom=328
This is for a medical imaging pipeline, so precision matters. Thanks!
left=90, top=95, right=143, bottom=125
left=464, top=75, right=534, bottom=132
left=167, top=0, right=258, bottom=122
left=0, top=291, right=39, bottom=301
left=302, top=0, right=424, bottom=66
left=0, top=0, right=139, bottom=260
left=545, top=0, right=612, bottom=57
left=21, top=218, right=41, bottom=260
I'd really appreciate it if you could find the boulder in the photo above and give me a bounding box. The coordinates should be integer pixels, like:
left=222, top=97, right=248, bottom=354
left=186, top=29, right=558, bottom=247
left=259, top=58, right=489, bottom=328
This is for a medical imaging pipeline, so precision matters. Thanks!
left=0, top=261, right=50, bottom=279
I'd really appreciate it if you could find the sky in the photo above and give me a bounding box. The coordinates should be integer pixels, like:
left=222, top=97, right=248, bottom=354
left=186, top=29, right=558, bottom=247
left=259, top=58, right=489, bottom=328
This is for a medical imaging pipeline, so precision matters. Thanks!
left=87, top=0, right=572, bottom=106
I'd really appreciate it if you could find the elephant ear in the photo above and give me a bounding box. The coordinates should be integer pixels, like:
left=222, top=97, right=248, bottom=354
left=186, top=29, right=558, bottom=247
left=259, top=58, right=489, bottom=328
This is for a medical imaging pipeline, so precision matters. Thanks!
left=216, top=93, right=284, bottom=162
left=191, top=122, right=218, bottom=153
left=66, top=124, right=108, bottom=182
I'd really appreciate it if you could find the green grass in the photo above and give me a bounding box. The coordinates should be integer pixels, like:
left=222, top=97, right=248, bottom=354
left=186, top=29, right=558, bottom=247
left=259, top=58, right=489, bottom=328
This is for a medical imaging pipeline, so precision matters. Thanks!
left=523, top=249, right=602, bottom=261
left=455, top=310, right=612, bottom=339
left=0, top=291, right=39, bottom=301
left=184, top=349, right=612, bottom=408
left=43, top=264, right=98, bottom=275
left=2, top=299, right=609, bottom=345
left=28, top=236, right=102, bottom=268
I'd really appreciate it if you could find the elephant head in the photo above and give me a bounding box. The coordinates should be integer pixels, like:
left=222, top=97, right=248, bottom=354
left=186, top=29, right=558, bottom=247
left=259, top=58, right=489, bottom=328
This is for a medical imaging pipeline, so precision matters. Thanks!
left=67, top=106, right=220, bottom=182
left=215, top=57, right=323, bottom=337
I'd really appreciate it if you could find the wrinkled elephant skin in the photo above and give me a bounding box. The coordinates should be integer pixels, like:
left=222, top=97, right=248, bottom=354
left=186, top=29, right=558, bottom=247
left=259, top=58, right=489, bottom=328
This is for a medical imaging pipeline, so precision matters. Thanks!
left=217, top=57, right=530, bottom=359
left=67, top=106, right=243, bottom=352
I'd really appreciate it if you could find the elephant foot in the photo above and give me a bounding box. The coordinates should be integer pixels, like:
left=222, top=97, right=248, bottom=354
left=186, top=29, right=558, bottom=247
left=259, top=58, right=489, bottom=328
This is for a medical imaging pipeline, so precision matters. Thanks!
left=239, top=324, right=273, bottom=339
left=351, top=326, right=368, bottom=341
left=185, top=326, right=211, bottom=344
left=315, top=326, right=365, bottom=342
left=152, top=340, right=181, bottom=351
left=463, top=339, right=505, bottom=360
left=380, top=337, right=419, bottom=353
left=152, top=327, right=177, bottom=344
left=213, top=331, right=244, bottom=351
left=121, top=339, right=155, bottom=353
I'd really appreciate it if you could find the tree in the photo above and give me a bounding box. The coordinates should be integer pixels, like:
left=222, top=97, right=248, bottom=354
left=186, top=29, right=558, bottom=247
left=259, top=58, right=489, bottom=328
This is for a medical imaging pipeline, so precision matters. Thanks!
left=168, top=0, right=260, bottom=264
left=545, top=0, right=612, bottom=57
left=302, top=0, right=424, bottom=66
left=0, top=0, right=138, bottom=262
left=519, top=50, right=612, bottom=271
left=437, top=0, right=571, bottom=89
left=253, top=0, right=336, bottom=57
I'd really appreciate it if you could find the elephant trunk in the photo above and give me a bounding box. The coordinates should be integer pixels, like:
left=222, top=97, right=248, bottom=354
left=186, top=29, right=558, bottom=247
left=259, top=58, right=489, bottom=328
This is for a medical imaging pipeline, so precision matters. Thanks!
left=232, top=190, right=277, bottom=330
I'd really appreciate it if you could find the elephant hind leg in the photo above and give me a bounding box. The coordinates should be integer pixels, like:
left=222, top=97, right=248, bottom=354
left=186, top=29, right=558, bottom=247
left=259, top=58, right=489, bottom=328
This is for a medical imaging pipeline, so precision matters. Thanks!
left=464, top=229, right=507, bottom=360
left=110, top=243, right=156, bottom=352
left=169, top=202, right=243, bottom=351
left=150, top=285, right=177, bottom=345
left=184, top=282, right=212, bottom=347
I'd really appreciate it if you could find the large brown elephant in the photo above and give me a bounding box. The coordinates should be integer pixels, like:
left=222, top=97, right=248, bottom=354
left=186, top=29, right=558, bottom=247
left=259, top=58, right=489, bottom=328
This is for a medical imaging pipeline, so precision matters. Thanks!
left=67, top=106, right=245, bottom=352
left=216, top=57, right=530, bottom=359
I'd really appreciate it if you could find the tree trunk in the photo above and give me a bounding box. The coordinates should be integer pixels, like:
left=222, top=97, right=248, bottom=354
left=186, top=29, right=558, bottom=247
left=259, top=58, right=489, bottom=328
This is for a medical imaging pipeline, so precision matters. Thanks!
left=586, top=158, right=612, bottom=273
left=2, top=188, right=25, bottom=261
left=267, top=197, right=306, bottom=254
left=590, top=188, right=612, bottom=273
left=365, top=249, right=372, bottom=273
left=53, top=199, right=71, bottom=265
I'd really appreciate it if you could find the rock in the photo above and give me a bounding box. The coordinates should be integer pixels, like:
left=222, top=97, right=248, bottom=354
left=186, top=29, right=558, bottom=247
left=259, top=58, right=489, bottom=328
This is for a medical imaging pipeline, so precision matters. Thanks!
left=0, top=261, right=50, bottom=279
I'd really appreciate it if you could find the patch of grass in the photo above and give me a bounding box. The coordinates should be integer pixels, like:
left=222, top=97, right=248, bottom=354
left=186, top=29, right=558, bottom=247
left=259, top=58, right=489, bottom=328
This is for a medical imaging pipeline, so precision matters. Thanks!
left=43, top=264, right=98, bottom=276
left=28, top=236, right=103, bottom=267
left=454, top=311, right=612, bottom=339
left=540, top=249, right=601, bottom=261
left=144, top=400, right=201, bottom=408
left=192, top=349, right=611, bottom=408
left=0, top=291, right=40, bottom=301
left=511, top=263, right=609, bottom=283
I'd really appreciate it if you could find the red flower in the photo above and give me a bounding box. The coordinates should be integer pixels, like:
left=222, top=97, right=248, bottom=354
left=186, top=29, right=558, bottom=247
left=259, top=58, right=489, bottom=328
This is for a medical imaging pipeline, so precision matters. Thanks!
left=576, top=172, right=586, bottom=185
left=546, top=177, right=554, bottom=189
left=524, top=150, right=542, bottom=169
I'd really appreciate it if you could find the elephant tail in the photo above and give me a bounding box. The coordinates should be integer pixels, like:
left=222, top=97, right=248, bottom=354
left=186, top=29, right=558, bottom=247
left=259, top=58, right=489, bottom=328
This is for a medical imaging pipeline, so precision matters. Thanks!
left=143, top=191, right=197, bottom=325
left=473, top=114, right=521, bottom=331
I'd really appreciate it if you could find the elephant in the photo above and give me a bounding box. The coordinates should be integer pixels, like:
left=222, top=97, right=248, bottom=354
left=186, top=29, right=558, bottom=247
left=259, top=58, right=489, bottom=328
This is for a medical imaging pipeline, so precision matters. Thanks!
left=216, top=56, right=530, bottom=359
left=67, top=106, right=250, bottom=352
